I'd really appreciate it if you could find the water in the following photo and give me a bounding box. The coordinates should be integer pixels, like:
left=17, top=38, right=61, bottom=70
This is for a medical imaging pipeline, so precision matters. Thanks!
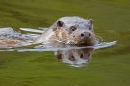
left=0, top=0, right=130, bottom=86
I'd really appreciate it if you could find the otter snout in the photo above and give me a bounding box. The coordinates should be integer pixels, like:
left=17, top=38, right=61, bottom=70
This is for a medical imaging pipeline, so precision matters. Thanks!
left=80, top=32, right=91, bottom=39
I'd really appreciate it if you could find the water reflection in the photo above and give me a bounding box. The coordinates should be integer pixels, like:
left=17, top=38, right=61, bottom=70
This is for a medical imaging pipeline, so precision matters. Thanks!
left=55, top=48, right=94, bottom=67
left=35, top=41, right=95, bottom=67
left=35, top=43, right=95, bottom=67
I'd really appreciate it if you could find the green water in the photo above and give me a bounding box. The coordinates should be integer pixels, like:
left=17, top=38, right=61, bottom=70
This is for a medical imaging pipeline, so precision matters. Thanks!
left=0, top=0, right=130, bottom=86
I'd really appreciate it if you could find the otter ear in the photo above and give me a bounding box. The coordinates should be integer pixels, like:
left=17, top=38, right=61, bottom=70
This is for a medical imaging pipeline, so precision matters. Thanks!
left=89, top=19, right=93, bottom=25
left=57, top=21, right=64, bottom=27
left=53, top=21, right=64, bottom=31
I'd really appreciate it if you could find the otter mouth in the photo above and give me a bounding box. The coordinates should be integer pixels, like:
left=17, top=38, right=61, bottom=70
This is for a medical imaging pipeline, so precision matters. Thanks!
left=65, top=39, right=95, bottom=46
left=66, top=40, right=77, bottom=45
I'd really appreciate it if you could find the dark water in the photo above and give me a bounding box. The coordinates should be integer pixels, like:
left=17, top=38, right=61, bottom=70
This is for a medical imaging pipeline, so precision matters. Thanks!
left=0, top=0, right=130, bottom=86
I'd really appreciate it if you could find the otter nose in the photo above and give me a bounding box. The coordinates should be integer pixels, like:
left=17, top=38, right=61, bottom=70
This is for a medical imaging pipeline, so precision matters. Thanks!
left=81, top=32, right=91, bottom=38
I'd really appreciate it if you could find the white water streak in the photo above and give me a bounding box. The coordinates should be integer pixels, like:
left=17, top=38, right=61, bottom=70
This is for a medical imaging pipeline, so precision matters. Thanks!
left=20, top=28, right=45, bottom=33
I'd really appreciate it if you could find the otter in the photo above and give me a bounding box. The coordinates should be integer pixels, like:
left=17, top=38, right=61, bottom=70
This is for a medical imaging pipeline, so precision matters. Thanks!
left=34, top=16, right=96, bottom=46
left=0, top=16, right=97, bottom=48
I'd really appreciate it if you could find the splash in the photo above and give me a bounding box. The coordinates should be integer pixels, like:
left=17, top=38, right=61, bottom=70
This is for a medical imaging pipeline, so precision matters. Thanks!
left=0, top=27, right=39, bottom=48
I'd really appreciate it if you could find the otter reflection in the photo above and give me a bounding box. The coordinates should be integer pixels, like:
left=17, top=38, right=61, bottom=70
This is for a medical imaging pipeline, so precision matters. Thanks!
left=55, top=48, right=94, bottom=67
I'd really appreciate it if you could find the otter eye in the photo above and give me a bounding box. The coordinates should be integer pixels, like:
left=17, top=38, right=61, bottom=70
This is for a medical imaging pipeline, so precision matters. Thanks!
left=70, top=26, right=76, bottom=31
left=89, top=27, right=91, bottom=30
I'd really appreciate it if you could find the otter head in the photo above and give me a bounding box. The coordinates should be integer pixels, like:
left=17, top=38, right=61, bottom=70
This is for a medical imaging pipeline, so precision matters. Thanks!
left=53, top=17, right=95, bottom=46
